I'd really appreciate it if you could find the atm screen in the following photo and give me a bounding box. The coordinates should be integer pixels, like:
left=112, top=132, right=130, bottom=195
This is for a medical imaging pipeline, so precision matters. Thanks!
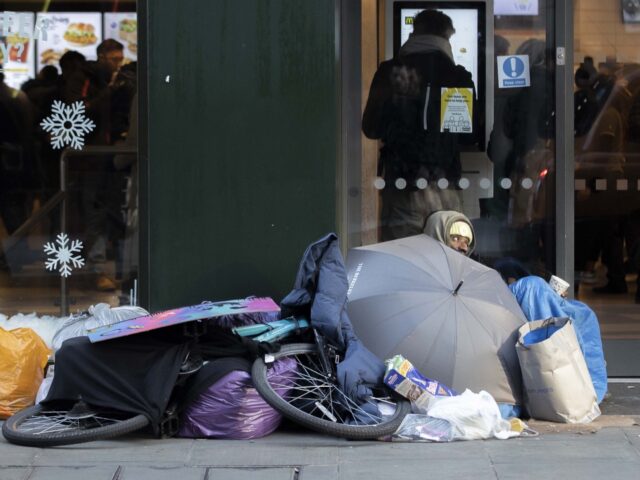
left=395, top=5, right=481, bottom=92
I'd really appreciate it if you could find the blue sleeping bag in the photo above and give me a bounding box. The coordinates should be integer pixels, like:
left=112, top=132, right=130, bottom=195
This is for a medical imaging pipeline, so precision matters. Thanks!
left=509, top=276, right=607, bottom=403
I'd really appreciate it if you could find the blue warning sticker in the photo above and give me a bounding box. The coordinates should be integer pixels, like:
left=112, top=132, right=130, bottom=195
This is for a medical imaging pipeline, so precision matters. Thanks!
left=497, top=55, right=531, bottom=88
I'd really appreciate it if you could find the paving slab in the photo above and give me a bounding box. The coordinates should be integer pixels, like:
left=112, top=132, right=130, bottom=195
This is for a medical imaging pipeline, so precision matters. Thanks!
left=336, top=458, right=496, bottom=480
left=528, top=414, right=640, bottom=434
left=337, top=437, right=488, bottom=463
left=28, top=436, right=194, bottom=467
left=493, top=460, right=640, bottom=480
left=299, top=465, right=338, bottom=480
left=27, top=466, right=119, bottom=480
left=623, top=427, right=640, bottom=451
left=120, top=466, right=207, bottom=480
left=0, top=439, right=39, bottom=466
left=485, top=429, right=640, bottom=464
left=189, top=438, right=340, bottom=467
left=0, top=467, right=33, bottom=480
left=206, top=467, right=296, bottom=480
left=600, top=383, right=640, bottom=415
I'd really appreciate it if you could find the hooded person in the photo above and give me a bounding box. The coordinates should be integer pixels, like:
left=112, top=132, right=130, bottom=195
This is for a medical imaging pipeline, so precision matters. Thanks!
left=423, top=214, right=607, bottom=402
left=424, top=209, right=534, bottom=284
left=423, top=210, right=476, bottom=256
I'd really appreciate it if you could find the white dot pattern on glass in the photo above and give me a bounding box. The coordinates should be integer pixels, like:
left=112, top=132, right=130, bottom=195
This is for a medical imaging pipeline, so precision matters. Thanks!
left=373, top=178, right=386, bottom=190
left=458, top=178, right=470, bottom=189
left=437, top=178, right=449, bottom=189
left=416, top=178, right=428, bottom=189
left=479, top=178, right=491, bottom=189
left=521, top=178, right=533, bottom=189
left=500, top=178, right=512, bottom=189
left=395, top=178, right=407, bottom=190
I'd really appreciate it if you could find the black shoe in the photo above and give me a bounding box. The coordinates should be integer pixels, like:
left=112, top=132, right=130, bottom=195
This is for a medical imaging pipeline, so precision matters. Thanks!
left=593, top=283, right=628, bottom=294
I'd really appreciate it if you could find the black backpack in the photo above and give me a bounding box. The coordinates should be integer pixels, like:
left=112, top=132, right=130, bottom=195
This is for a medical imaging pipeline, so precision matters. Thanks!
left=379, top=53, right=472, bottom=187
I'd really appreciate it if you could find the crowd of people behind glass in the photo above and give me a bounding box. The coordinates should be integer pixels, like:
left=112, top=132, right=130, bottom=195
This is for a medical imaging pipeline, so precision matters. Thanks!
left=363, top=9, right=640, bottom=300
left=0, top=39, right=137, bottom=295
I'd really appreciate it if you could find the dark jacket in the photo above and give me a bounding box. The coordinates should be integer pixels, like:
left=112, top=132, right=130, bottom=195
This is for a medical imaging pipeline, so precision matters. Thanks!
left=362, top=49, right=475, bottom=185
left=281, top=233, right=386, bottom=406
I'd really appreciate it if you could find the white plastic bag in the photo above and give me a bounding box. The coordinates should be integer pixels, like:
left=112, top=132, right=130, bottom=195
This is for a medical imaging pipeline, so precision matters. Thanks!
left=392, top=414, right=456, bottom=442
left=427, top=389, right=518, bottom=440
left=0, top=312, right=65, bottom=349
left=52, top=304, right=148, bottom=351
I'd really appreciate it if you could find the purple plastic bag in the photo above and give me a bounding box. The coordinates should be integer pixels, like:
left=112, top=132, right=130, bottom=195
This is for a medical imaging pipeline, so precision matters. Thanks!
left=178, top=357, right=296, bottom=439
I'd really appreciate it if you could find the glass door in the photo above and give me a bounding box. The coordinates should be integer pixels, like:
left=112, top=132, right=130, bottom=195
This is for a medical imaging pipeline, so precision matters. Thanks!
left=347, top=0, right=560, bottom=280
left=573, top=0, right=640, bottom=376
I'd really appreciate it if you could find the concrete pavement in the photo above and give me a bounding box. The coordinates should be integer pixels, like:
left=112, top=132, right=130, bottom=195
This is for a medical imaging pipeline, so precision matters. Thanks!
left=1, top=418, right=639, bottom=480
left=1, top=382, right=639, bottom=479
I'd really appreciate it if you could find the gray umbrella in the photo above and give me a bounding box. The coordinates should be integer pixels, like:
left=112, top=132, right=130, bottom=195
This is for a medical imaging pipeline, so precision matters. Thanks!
left=346, top=234, right=526, bottom=406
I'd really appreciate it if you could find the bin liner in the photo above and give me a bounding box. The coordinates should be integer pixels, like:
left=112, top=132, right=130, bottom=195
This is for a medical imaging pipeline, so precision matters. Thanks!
left=0, top=312, right=62, bottom=349
left=52, top=304, right=149, bottom=351
left=509, top=276, right=607, bottom=403
left=0, top=327, right=50, bottom=419
left=178, top=357, right=297, bottom=439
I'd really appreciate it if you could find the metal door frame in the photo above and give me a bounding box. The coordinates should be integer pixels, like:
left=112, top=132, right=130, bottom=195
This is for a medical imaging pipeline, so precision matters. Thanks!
left=555, top=0, right=574, bottom=286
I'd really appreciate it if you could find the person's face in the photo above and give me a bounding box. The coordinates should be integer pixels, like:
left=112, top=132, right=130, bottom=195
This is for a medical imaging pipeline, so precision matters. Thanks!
left=100, top=50, right=124, bottom=73
left=448, top=234, right=470, bottom=254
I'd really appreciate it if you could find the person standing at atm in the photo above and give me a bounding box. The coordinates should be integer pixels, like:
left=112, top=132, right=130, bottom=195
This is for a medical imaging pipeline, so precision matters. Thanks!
left=362, top=9, right=476, bottom=241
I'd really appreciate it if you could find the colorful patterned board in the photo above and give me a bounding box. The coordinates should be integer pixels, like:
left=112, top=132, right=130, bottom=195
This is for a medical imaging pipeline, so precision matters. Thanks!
left=87, top=297, right=280, bottom=343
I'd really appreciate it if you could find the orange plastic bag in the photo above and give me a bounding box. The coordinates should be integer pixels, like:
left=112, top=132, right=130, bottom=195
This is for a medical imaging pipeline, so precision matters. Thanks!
left=0, top=327, right=50, bottom=419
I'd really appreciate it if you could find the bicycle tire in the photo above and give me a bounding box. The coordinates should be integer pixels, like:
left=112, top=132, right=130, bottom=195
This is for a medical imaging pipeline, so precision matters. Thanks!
left=252, top=343, right=410, bottom=440
left=2, top=403, right=150, bottom=447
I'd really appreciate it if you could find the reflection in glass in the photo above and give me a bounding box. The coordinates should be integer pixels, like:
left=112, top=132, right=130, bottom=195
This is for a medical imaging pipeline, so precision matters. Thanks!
left=0, top=1, right=138, bottom=315
left=362, top=9, right=478, bottom=242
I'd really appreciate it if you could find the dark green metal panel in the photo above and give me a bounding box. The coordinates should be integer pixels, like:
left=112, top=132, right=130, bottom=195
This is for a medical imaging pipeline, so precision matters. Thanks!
left=144, top=0, right=338, bottom=310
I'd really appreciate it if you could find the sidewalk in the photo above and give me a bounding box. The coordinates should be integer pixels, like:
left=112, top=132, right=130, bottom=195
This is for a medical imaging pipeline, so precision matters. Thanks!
left=1, top=416, right=639, bottom=480
left=1, top=383, right=639, bottom=480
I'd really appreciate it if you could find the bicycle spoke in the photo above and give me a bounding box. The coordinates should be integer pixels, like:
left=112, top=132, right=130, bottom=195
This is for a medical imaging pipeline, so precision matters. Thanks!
left=16, top=411, right=121, bottom=436
left=252, top=344, right=410, bottom=440
left=264, top=352, right=386, bottom=425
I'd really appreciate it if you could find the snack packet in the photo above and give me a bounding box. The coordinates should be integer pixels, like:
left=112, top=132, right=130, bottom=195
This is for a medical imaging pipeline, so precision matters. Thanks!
left=384, top=355, right=456, bottom=412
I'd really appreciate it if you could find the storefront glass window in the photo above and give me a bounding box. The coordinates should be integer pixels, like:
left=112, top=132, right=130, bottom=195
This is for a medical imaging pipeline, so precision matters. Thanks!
left=351, top=1, right=556, bottom=280
left=0, top=0, right=138, bottom=315
left=574, top=0, right=640, bottom=350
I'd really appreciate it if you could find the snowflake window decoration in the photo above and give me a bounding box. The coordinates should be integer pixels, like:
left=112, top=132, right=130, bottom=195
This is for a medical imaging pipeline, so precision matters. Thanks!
left=40, top=100, right=96, bottom=150
left=44, top=233, right=85, bottom=277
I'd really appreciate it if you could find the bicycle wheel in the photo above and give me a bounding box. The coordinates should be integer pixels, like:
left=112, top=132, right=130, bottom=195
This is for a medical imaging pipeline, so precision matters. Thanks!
left=252, top=343, right=410, bottom=440
left=2, top=402, right=149, bottom=447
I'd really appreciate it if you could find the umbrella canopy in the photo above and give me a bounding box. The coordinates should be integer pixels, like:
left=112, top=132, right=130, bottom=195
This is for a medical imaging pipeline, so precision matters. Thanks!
left=346, top=234, right=526, bottom=406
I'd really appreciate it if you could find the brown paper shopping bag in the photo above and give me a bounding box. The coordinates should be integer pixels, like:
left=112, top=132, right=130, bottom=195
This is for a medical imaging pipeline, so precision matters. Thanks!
left=516, top=317, right=600, bottom=423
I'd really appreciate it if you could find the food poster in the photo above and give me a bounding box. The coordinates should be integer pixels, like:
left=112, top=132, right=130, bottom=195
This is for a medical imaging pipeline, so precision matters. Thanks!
left=104, top=13, right=137, bottom=62
left=0, top=13, right=36, bottom=90
left=36, top=12, right=102, bottom=73
left=440, top=88, right=473, bottom=133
